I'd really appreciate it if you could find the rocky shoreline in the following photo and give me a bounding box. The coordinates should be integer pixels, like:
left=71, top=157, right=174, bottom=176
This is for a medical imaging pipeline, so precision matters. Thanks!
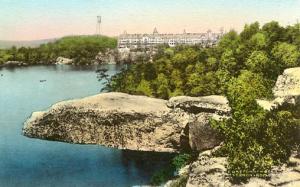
left=0, top=61, right=28, bottom=68
left=0, top=48, right=156, bottom=68
left=22, top=67, right=300, bottom=186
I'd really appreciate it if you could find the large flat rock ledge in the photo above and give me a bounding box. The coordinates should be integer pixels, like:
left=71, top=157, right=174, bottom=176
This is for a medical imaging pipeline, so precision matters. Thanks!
left=23, top=92, right=230, bottom=152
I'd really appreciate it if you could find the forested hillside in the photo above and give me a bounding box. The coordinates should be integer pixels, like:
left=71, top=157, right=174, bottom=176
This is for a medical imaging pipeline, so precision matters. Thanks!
left=106, top=21, right=300, bottom=180
left=0, top=35, right=117, bottom=65
left=108, top=21, right=300, bottom=99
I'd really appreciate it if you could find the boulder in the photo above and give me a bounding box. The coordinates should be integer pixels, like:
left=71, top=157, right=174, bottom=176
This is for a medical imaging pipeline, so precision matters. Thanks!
left=188, top=113, right=223, bottom=151
left=23, top=92, right=230, bottom=152
left=56, top=57, right=73, bottom=65
left=186, top=147, right=230, bottom=187
left=168, top=95, right=230, bottom=151
left=257, top=67, right=300, bottom=110
left=273, top=67, right=300, bottom=98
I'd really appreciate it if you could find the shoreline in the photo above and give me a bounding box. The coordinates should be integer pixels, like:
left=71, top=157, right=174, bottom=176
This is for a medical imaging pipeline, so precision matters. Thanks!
left=0, top=62, right=123, bottom=69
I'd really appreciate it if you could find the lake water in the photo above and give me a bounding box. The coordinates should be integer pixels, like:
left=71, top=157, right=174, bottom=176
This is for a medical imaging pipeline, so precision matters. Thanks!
left=0, top=65, right=173, bottom=187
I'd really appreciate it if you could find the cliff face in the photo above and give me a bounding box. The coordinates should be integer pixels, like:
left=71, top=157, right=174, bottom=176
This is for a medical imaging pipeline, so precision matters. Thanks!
left=23, top=92, right=230, bottom=152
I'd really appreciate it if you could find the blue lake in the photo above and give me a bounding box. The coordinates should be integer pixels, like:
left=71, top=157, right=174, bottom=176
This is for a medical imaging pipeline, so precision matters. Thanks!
left=0, top=65, right=173, bottom=187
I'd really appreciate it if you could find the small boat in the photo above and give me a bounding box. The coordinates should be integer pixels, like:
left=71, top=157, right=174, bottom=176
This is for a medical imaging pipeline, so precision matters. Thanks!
left=40, top=80, right=47, bottom=82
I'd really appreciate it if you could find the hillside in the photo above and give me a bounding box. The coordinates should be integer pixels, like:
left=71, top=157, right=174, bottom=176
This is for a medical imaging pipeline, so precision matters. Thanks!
left=0, top=35, right=117, bottom=65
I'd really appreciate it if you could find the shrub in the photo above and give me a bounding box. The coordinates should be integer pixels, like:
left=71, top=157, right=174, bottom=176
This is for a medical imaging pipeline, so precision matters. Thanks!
left=150, top=153, right=194, bottom=186
left=211, top=71, right=300, bottom=179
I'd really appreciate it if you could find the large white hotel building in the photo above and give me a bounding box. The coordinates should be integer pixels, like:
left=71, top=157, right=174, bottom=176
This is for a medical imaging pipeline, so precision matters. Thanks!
left=118, top=28, right=224, bottom=49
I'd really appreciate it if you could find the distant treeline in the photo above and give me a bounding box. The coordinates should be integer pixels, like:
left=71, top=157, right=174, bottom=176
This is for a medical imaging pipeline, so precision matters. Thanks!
left=0, top=35, right=117, bottom=65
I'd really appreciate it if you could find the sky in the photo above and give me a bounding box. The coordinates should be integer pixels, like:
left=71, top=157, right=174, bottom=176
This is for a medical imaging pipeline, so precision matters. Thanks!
left=0, top=0, right=300, bottom=41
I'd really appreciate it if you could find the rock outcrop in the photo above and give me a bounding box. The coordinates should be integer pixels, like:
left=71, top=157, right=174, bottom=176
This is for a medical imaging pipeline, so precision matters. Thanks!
left=257, top=67, right=300, bottom=111
left=23, top=92, right=230, bottom=152
left=167, top=95, right=231, bottom=115
left=178, top=67, right=300, bottom=187
left=273, top=67, right=300, bottom=98
left=184, top=148, right=300, bottom=187
left=93, top=48, right=158, bottom=64
left=95, top=49, right=118, bottom=64
left=0, top=61, right=27, bottom=67
left=56, top=57, right=73, bottom=65
left=167, top=96, right=230, bottom=151
left=257, top=67, right=300, bottom=144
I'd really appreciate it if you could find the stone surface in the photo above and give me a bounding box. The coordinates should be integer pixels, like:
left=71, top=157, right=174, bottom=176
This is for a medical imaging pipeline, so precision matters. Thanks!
left=185, top=149, right=300, bottom=187
left=273, top=67, right=300, bottom=98
left=188, top=113, right=223, bottom=151
left=257, top=67, right=300, bottom=111
left=23, top=92, right=230, bottom=152
left=95, top=48, right=156, bottom=64
left=168, top=95, right=230, bottom=151
left=56, top=57, right=73, bottom=64
left=95, top=49, right=118, bottom=64
left=167, top=95, right=231, bottom=115
left=186, top=148, right=231, bottom=187
left=0, top=61, right=27, bottom=67
left=23, top=92, right=180, bottom=152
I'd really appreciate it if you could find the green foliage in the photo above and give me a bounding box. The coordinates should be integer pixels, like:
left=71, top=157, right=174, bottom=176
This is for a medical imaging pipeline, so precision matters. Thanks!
left=108, top=21, right=300, bottom=100
left=150, top=153, right=194, bottom=186
left=108, top=21, right=300, bottom=181
left=249, top=33, right=267, bottom=50
left=272, top=42, right=300, bottom=68
left=172, top=154, right=192, bottom=171
left=136, top=80, right=154, bottom=97
left=245, top=51, right=270, bottom=73
left=213, top=107, right=299, bottom=179
left=0, top=35, right=117, bottom=65
left=212, top=70, right=299, bottom=179
left=227, top=71, right=272, bottom=115
left=150, top=168, right=174, bottom=186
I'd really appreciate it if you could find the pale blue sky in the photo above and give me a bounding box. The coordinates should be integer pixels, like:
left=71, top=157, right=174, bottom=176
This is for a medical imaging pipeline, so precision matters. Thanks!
left=0, top=0, right=300, bottom=40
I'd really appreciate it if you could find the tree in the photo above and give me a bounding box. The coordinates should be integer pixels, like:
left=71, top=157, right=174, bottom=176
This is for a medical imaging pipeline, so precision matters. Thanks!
left=262, top=21, right=285, bottom=48
left=136, top=79, right=153, bottom=97
left=156, top=73, right=170, bottom=99
left=106, top=21, right=300, bottom=181
left=220, top=49, right=237, bottom=75
left=240, top=22, right=260, bottom=42
left=170, top=69, right=184, bottom=93
left=245, top=50, right=270, bottom=73
left=226, top=71, right=271, bottom=115
left=143, top=63, right=157, bottom=81
left=249, top=33, right=267, bottom=50
left=272, top=42, right=300, bottom=68
left=171, top=48, right=198, bottom=70
left=217, top=30, right=240, bottom=54
left=212, top=70, right=299, bottom=178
